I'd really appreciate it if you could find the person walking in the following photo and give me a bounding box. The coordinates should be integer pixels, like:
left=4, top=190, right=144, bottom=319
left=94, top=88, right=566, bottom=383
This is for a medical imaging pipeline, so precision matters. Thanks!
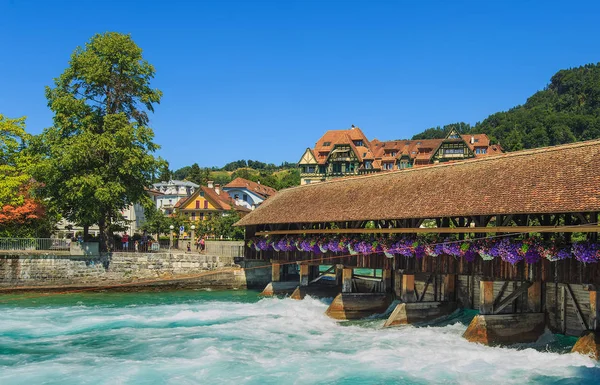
left=199, top=237, right=205, bottom=252
left=122, top=232, right=129, bottom=251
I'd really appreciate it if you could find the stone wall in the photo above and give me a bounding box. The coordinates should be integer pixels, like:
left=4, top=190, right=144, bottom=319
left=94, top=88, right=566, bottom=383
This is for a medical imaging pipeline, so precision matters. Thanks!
left=0, top=252, right=249, bottom=290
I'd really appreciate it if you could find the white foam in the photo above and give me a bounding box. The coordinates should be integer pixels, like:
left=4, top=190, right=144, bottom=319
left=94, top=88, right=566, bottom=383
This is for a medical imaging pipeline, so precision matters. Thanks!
left=0, top=294, right=598, bottom=385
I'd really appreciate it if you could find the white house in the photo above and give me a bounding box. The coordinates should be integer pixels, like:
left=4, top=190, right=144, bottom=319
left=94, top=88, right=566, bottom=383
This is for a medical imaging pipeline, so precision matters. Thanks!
left=152, top=180, right=199, bottom=214
left=222, top=177, right=277, bottom=210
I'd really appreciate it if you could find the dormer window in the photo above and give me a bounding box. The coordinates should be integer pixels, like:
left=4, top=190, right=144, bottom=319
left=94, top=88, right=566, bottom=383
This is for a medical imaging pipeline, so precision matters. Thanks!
left=323, top=142, right=331, bottom=146
left=354, top=140, right=364, bottom=147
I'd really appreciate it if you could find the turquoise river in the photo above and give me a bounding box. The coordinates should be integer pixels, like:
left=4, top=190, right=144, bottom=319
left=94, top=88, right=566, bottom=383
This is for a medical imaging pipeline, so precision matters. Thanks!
left=1, top=290, right=599, bottom=384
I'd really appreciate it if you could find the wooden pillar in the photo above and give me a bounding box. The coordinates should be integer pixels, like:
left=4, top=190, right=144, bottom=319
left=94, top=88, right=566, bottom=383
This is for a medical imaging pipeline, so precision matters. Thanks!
left=272, top=262, right=281, bottom=282
left=299, top=264, right=309, bottom=287
left=382, top=269, right=392, bottom=293
left=443, top=274, right=456, bottom=302
left=394, top=270, right=402, bottom=298
left=309, top=265, right=320, bottom=281
left=527, top=281, right=542, bottom=313
left=401, top=274, right=415, bottom=302
left=590, top=289, right=600, bottom=331
left=480, top=280, right=494, bottom=315
left=335, top=264, right=343, bottom=286
left=342, top=268, right=353, bottom=293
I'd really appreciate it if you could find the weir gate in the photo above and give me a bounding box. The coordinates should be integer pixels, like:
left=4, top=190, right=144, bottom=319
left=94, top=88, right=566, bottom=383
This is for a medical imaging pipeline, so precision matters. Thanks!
left=235, top=140, right=600, bottom=358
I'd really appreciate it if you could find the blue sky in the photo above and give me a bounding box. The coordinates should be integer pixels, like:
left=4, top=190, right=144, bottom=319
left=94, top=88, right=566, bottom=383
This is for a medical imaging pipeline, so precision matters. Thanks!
left=1, top=0, right=599, bottom=169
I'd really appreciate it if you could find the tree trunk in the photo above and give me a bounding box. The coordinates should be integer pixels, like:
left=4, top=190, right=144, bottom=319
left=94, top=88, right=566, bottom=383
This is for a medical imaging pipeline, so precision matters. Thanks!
left=98, top=217, right=111, bottom=252
left=83, top=225, right=89, bottom=240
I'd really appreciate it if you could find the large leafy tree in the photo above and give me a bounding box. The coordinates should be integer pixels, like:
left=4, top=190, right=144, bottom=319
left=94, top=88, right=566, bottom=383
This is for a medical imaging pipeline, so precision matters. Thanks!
left=0, top=115, right=55, bottom=237
left=33, top=32, right=163, bottom=250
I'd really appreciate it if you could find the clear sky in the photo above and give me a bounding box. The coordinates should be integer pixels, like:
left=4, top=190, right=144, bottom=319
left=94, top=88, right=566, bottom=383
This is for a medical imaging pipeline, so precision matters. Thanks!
left=1, top=0, right=599, bottom=169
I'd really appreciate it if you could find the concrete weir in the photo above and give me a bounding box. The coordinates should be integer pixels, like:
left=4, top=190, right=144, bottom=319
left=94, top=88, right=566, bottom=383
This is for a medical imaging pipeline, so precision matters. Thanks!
left=260, top=281, right=298, bottom=296
left=384, top=302, right=458, bottom=327
left=325, top=293, right=391, bottom=320
left=463, top=313, right=546, bottom=345
left=290, top=284, right=340, bottom=300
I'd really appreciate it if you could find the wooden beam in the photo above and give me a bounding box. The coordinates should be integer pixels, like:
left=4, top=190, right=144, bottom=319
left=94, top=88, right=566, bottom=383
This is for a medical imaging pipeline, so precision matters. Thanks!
left=255, top=225, right=599, bottom=236
left=565, top=283, right=589, bottom=330
left=493, top=281, right=532, bottom=314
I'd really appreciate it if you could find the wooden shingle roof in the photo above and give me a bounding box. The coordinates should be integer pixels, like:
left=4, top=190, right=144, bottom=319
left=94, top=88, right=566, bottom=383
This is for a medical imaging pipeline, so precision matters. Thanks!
left=237, top=140, right=600, bottom=226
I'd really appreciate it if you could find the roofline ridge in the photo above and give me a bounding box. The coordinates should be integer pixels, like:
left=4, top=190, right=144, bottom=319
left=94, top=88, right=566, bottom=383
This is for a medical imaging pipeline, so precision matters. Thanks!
left=281, top=138, right=600, bottom=192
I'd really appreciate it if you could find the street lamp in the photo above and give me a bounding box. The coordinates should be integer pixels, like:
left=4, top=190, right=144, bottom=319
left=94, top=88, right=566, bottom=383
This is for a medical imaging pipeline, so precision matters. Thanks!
left=169, top=225, right=174, bottom=248
left=191, top=225, right=196, bottom=252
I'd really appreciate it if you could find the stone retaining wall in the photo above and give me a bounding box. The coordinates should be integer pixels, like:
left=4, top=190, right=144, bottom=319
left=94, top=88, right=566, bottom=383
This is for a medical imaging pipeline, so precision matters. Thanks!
left=0, top=252, right=251, bottom=290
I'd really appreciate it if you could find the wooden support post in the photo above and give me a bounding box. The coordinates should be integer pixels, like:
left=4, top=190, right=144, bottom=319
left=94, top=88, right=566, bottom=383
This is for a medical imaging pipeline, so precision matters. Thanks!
left=309, top=265, right=320, bottom=282
left=480, top=281, right=494, bottom=315
left=299, top=264, right=309, bottom=287
left=527, top=281, right=542, bottom=313
left=271, top=262, right=281, bottom=282
left=590, top=289, right=600, bottom=331
left=394, top=270, right=402, bottom=298
left=401, top=274, right=415, bottom=302
left=335, top=265, right=343, bottom=286
left=382, top=269, right=392, bottom=293
left=342, top=268, right=353, bottom=293
left=443, top=274, right=456, bottom=302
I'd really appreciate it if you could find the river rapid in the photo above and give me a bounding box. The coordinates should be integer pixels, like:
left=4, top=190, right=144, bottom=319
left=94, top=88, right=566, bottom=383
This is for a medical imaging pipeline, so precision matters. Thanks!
left=0, top=290, right=599, bottom=384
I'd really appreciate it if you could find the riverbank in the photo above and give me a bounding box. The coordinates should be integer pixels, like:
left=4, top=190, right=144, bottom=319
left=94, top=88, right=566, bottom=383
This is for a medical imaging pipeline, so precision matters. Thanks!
left=0, top=253, right=272, bottom=292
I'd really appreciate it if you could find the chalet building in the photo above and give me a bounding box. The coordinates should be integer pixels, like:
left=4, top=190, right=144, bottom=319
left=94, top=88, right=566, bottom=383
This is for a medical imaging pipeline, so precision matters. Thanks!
left=223, top=177, right=277, bottom=210
left=173, top=181, right=250, bottom=222
left=298, top=126, right=503, bottom=185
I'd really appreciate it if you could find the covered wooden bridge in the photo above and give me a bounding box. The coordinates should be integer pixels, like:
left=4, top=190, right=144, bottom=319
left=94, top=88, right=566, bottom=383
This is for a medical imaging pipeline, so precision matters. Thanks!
left=236, top=139, right=600, bottom=357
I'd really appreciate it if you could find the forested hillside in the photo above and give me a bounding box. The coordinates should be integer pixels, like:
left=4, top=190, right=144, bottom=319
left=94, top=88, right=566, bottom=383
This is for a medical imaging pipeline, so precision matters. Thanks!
left=412, top=63, right=600, bottom=151
left=154, top=160, right=300, bottom=190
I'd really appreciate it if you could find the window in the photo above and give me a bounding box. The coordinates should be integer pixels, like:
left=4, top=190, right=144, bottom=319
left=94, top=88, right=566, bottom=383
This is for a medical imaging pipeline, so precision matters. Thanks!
left=243, top=194, right=248, bottom=201
left=192, top=213, right=196, bottom=220
left=364, top=161, right=373, bottom=169
left=416, top=142, right=421, bottom=145
left=323, top=141, right=331, bottom=146
left=475, top=148, right=487, bottom=154
left=348, top=163, right=355, bottom=172
left=319, top=165, right=326, bottom=174
left=333, top=163, right=342, bottom=173
left=363, top=152, right=366, bottom=157
left=234, top=194, right=239, bottom=200
left=444, top=148, right=464, bottom=154
left=200, top=213, right=205, bottom=220
left=354, top=140, right=364, bottom=147
left=200, top=192, right=204, bottom=197
left=195, top=200, right=200, bottom=209
left=307, top=166, right=316, bottom=173
left=383, top=163, right=393, bottom=170
left=204, top=200, right=208, bottom=209
left=474, top=139, right=479, bottom=143
left=399, top=161, right=411, bottom=169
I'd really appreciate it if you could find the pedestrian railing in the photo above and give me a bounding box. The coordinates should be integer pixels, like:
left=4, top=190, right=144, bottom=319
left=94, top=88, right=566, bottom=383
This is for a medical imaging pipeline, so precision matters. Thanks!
left=0, top=238, right=70, bottom=251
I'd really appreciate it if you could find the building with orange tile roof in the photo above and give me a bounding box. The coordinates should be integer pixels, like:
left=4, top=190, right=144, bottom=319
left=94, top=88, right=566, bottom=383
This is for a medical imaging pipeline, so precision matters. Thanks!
left=298, top=126, right=503, bottom=184
left=223, top=177, right=277, bottom=210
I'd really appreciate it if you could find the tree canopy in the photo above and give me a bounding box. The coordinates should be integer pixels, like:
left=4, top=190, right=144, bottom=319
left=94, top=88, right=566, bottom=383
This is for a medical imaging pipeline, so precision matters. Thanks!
left=412, top=63, right=600, bottom=150
left=32, top=32, right=163, bottom=249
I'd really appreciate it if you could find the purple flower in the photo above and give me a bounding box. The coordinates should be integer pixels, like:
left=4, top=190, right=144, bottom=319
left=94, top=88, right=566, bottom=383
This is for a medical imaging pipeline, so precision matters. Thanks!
left=524, top=247, right=541, bottom=264
left=415, top=245, right=426, bottom=259
left=463, top=249, right=477, bottom=262
left=572, top=243, right=598, bottom=264
left=442, top=241, right=462, bottom=257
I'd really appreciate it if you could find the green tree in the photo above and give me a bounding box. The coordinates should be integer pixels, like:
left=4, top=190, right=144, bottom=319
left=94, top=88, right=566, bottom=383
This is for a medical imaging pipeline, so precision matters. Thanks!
left=33, top=32, right=163, bottom=250
left=0, top=115, right=31, bottom=207
left=187, top=163, right=203, bottom=185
